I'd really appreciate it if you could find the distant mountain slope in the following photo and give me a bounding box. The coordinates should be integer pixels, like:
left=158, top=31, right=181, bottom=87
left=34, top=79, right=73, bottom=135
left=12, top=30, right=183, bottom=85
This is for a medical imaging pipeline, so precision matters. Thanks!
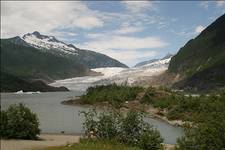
left=169, top=14, right=225, bottom=76
left=168, top=14, right=225, bottom=91
left=173, top=63, right=225, bottom=92
left=134, top=59, right=158, bottom=68
left=1, top=72, right=69, bottom=92
left=76, top=49, right=128, bottom=68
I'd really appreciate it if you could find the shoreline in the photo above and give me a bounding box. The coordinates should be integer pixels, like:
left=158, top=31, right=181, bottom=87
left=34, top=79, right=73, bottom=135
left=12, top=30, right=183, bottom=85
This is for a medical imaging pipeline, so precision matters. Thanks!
left=61, top=98, right=185, bottom=127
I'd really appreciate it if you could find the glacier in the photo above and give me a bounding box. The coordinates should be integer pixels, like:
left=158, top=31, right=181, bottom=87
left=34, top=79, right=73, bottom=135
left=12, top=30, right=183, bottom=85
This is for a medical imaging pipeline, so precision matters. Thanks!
left=50, top=56, right=172, bottom=91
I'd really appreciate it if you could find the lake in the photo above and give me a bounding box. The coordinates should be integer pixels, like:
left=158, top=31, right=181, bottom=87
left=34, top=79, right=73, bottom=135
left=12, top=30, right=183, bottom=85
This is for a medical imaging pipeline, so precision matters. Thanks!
left=1, top=91, right=183, bottom=144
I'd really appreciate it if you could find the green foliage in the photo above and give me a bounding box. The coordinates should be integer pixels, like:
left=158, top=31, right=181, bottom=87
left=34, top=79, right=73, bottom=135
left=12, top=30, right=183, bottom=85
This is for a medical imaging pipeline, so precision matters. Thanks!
left=0, top=103, right=40, bottom=139
left=138, top=126, right=164, bottom=150
left=140, top=87, right=225, bottom=123
left=141, top=87, right=156, bottom=104
left=80, top=109, right=120, bottom=140
left=79, top=109, right=98, bottom=138
left=96, top=111, right=120, bottom=139
left=0, top=111, right=8, bottom=137
left=119, top=111, right=145, bottom=145
left=176, top=95, right=225, bottom=150
left=81, top=109, right=163, bottom=150
left=80, top=84, right=143, bottom=108
left=141, top=87, right=183, bottom=109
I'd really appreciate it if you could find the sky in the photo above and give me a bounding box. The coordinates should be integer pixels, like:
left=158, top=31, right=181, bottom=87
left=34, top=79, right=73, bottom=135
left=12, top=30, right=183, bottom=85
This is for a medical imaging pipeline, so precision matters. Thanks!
left=1, top=1, right=225, bottom=67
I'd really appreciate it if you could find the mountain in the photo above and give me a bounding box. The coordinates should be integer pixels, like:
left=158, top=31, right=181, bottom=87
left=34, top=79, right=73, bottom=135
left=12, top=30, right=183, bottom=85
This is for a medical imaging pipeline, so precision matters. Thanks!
left=1, top=31, right=127, bottom=92
left=1, top=37, right=91, bottom=81
left=22, top=31, right=128, bottom=69
left=134, top=59, right=158, bottom=68
left=134, top=53, right=173, bottom=68
left=168, top=14, right=225, bottom=91
left=1, top=72, right=69, bottom=92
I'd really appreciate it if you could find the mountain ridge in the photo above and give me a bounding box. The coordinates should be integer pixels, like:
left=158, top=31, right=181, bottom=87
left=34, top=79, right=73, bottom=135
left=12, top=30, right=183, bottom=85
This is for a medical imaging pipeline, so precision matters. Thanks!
left=168, top=13, right=225, bottom=92
left=21, top=31, right=128, bottom=69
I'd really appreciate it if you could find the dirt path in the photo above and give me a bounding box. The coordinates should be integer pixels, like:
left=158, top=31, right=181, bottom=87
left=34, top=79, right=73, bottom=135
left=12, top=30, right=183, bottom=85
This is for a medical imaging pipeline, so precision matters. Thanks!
left=1, top=134, right=80, bottom=150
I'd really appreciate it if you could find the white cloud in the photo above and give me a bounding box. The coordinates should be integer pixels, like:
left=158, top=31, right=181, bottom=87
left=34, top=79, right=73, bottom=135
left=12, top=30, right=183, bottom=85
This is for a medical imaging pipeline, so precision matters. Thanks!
left=1, top=1, right=169, bottom=66
left=200, top=1, right=210, bottom=9
left=216, top=1, right=225, bottom=7
left=86, top=25, right=145, bottom=39
left=195, top=25, right=205, bottom=34
left=114, top=26, right=144, bottom=34
left=1, top=1, right=104, bottom=38
left=79, top=35, right=168, bottom=50
left=200, top=1, right=225, bottom=9
left=122, top=1, right=156, bottom=13
left=103, top=49, right=157, bottom=66
left=77, top=35, right=168, bottom=66
left=70, top=16, right=103, bottom=30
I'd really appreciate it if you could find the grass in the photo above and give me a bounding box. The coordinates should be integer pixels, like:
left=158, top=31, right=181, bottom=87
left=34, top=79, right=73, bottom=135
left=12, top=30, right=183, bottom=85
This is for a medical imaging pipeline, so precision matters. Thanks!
left=39, top=139, right=141, bottom=150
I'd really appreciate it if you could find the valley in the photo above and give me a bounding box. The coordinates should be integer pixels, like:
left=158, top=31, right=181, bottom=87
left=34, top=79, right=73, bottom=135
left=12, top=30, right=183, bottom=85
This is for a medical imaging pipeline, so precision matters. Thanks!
left=1, top=2, right=225, bottom=149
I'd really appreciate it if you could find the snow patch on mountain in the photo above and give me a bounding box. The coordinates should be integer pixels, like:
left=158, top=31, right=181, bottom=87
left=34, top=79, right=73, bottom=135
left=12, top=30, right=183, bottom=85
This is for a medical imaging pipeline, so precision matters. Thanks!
left=22, top=31, right=77, bottom=55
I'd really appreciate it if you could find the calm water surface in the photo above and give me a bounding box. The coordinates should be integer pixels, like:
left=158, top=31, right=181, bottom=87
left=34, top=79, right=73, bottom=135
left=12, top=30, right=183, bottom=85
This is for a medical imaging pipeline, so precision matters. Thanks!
left=1, top=91, right=183, bottom=144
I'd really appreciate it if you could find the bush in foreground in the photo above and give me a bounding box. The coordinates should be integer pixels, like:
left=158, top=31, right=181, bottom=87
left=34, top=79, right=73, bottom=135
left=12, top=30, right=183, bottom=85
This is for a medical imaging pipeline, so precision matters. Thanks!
left=0, top=103, right=40, bottom=139
left=176, top=95, right=225, bottom=150
left=81, top=109, right=163, bottom=150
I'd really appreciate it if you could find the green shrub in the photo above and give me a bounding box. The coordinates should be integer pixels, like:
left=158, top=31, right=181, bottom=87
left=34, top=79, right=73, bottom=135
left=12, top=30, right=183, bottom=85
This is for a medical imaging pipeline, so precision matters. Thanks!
left=81, top=84, right=143, bottom=107
left=0, top=103, right=40, bottom=139
left=119, top=111, right=145, bottom=145
left=138, top=126, right=163, bottom=150
left=141, top=87, right=156, bottom=104
left=81, top=109, right=163, bottom=150
left=0, top=111, right=8, bottom=137
left=96, top=111, right=120, bottom=139
left=80, top=109, right=98, bottom=138
left=176, top=95, right=225, bottom=150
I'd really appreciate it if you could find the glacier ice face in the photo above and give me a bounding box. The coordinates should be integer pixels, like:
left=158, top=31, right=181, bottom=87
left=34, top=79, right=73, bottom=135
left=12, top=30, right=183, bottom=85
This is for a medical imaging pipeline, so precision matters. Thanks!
left=50, top=55, right=173, bottom=91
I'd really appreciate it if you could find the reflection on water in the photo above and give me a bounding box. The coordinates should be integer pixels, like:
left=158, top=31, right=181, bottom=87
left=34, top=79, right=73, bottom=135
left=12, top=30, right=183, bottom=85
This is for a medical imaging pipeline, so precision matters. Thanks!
left=1, top=91, right=183, bottom=144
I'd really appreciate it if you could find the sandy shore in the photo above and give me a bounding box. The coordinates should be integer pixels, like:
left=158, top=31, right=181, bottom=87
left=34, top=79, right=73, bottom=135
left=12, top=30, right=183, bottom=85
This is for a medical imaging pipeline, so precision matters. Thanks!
left=1, top=134, right=80, bottom=150
left=1, top=134, right=175, bottom=150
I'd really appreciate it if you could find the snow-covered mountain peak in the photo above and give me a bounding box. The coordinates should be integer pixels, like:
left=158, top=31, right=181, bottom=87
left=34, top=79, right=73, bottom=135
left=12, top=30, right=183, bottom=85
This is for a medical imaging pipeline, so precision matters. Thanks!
left=140, top=55, right=172, bottom=68
left=134, top=54, right=173, bottom=69
left=162, top=53, right=173, bottom=59
left=22, top=31, right=78, bottom=55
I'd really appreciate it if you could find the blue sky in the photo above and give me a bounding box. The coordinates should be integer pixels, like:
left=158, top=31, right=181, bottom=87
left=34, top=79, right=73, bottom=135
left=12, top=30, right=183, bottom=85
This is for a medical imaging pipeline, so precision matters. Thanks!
left=1, top=1, right=225, bottom=66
